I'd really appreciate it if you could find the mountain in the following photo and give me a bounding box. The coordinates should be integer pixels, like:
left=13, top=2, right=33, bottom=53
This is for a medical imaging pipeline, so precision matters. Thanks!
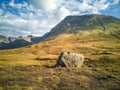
left=42, top=14, right=120, bottom=40
left=0, top=35, right=42, bottom=49
left=0, top=35, right=9, bottom=43
left=0, top=14, right=120, bottom=49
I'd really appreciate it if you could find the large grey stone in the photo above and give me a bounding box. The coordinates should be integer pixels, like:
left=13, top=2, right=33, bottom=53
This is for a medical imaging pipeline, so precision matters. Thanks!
left=56, top=52, right=84, bottom=67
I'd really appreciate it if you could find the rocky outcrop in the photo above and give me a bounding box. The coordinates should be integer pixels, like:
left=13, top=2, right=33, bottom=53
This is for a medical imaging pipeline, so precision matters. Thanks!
left=56, top=52, right=84, bottom=67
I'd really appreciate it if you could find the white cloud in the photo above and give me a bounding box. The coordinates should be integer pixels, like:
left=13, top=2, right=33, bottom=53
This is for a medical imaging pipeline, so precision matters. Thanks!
left=9, top=0, right=14, bottom=6
left=112, top=0, right=120, bottom=4
left=10, top=1, right=29, bottom=10
left=0, top=9, right=55, bottom=37
left=78, top=2, right=92, bottom=11
left=30, top=0, right=64, bottom=11
left=0, top=9, right=3, bottom=15
left=57, top=7, right=70, bottom=20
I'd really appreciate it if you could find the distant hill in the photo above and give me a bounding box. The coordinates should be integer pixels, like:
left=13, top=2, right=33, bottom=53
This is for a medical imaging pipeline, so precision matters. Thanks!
left=0, top=35, right=42, bottom=49
left=0, top=35, right=9, bottom=43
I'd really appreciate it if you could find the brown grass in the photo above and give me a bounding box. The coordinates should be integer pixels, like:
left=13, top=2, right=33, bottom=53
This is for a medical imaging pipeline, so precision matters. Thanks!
left=0, top=30, right=120, bottom=89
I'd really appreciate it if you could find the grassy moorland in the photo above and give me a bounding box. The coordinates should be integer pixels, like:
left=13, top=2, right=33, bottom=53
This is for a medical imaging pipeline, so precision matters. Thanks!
left=0, top=30, right=120, bottom=90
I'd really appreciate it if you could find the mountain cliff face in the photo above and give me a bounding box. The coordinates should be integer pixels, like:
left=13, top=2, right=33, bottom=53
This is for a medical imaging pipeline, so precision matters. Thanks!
left=43, top=14, right=120, bottom=40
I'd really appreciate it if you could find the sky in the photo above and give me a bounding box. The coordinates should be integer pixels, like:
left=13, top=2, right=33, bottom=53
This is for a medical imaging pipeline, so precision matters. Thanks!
left=0, top=0, right=120, bottom=37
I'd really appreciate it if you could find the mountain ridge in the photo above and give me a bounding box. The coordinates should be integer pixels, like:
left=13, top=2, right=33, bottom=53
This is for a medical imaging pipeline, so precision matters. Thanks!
left=0, top=35, right=42, bottom=49
left=42, top=14, right=120, bottom=40
left=0, top=14, right=120, bottom=49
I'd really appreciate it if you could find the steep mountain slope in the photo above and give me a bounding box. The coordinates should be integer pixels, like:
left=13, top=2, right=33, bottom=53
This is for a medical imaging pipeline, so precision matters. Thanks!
left=0, top=14, right=120, bottom=90
left=43, top=14, right=120, bottom=40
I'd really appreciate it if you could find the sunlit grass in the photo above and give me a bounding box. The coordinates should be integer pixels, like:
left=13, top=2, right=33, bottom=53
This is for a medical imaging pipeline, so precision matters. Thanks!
left=0, top=30, right=120, bottom=89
